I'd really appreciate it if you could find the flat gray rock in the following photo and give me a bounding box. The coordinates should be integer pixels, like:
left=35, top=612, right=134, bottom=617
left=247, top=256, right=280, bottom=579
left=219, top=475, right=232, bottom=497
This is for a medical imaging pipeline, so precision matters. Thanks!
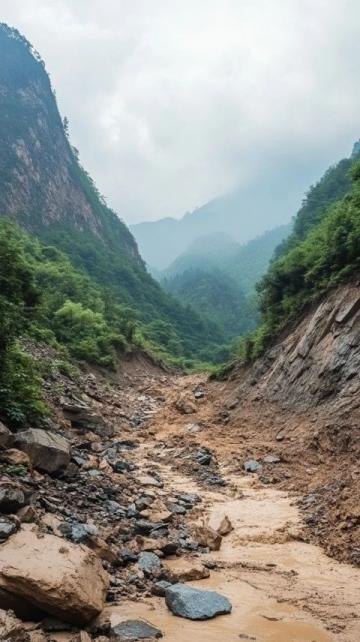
left=165, top=583, right=232, bottom=620
left=112, top=619, right=163, bottom=640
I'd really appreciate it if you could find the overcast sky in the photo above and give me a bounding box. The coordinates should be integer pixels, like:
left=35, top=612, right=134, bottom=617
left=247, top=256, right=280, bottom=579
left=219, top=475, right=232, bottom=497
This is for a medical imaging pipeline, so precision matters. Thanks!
left=2, top=1, right=360, bottom=223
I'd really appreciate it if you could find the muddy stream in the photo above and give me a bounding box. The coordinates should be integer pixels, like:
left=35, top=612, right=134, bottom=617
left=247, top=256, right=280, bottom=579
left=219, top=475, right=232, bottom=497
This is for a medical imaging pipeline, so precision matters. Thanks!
left=103, top=443, right=360, bottom=642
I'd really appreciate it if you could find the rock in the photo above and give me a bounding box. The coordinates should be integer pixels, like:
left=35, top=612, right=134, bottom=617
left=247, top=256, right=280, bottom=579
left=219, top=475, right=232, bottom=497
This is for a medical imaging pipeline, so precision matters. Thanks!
left=167, top=503, right=186, bottom=515
left=0, top=608, right=30, bottom=641
left=196, top=448, right=212, bottom=465
left=62, top=402, right=113, bottom=437
left=137, top=475, right=162, bottom=488
left=14, top=429, right=70, bottom=474
left=16, top=506, right=38, bottom=524
left=111, top=619, right=162, bottom=640
left=0, top=518, right=17, bottom=541
left=165, top=584, right=232, bottom=620
left=117, top=548, right=138, bottom=566
left=192, top=524, right=222, bottom=551
left=87, top=536, right=118, bottom=564
left=208, top=514, right=233, bottom=536
left=112, top=460, right=134, bottom=473
left=0, top=528, right=109, bottom=625
left=194, top=389, right=205, bottom=400
left=179, top=494, right=201, bottom=506
left=1, top=449, right=31, bottom=467
left=68, top=522, right=98, bottom=543
left=0, top=422, right=12, bottom=449
left=164, top=560, right=210, bottom=582
left=134, top=520, right=155, bottom=536
left=263, top=454, right=281, bottom=464
left=175, top=397, right=197, bottom=415
left=244, top=459, right=262, bottom=473
left=138, top=552, right=162, bottom=577
left=186, top=423, right=202, bottom=434
left=0, top=482, right=26, bottom=514
left=151, top=580, right=171, bottom=597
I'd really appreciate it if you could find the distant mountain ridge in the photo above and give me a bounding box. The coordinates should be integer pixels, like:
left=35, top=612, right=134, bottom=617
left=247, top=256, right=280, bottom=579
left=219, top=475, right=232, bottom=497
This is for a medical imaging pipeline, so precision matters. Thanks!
left=131, top=175, right=298, bottom=270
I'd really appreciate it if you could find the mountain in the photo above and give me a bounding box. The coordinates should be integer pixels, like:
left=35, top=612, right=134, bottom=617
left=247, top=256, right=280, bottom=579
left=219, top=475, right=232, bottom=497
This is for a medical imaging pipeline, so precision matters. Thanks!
left=163, top=233, right=240, bottom=278
left=0, top=23, right=226, bottom=367
left=163, top=268, right=252, bottom=339
left=235, top=145, right=360, bottom=361
left=131, top=175, right=297, bottom=270
left=225, top=224, right=292, bottom=294
left=160, top=225, right=291, bottom=341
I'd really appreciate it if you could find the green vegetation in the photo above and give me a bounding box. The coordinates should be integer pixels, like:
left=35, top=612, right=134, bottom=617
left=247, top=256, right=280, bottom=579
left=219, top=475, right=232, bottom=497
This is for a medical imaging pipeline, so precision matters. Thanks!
left=163, top=268, right=254, bottom=339
left=0, top=222, right=46, bottom=427
left=238, top=159, right=360, bottom=361
left=161, top=226, right=291, bottom=343
left=0, top=219, right=228, bottom=430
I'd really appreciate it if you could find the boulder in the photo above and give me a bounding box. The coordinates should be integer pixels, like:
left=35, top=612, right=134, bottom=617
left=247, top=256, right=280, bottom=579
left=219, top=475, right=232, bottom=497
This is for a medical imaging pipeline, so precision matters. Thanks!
left=0, top=528, right=109, bottom=625
left=165, top=584, right=232, bottom=620
left=0, top=482, right=26, bottom=514
left=111, top=619, right=163, bottom=641
left=0, top=422, right=12, bottom=449
left=164, top=560, right=210, bottom=582
left=62, top=402, right=113, bottom=437
left=14, top=429, right=70, bottom=474
left=192, top=524, right=222, bottom=551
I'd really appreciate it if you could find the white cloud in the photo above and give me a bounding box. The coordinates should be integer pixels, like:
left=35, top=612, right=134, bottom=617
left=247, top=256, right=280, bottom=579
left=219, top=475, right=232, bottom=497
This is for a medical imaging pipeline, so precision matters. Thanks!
left=2, top=0, right=360, bottom=222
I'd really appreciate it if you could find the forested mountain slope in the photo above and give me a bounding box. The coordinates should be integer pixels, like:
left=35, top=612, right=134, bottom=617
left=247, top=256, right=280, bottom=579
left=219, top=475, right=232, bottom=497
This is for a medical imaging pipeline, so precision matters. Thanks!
left=0, top=24, right=223, bottom=367
left=239, top=154, right=360, bottom=360
left=161, top=225, right=291, bottom=341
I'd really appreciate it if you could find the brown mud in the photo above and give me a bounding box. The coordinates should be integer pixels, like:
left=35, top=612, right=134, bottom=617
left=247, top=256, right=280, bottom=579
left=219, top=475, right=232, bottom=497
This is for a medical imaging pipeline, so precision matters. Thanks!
left=104, top=373, right=360, bottom=642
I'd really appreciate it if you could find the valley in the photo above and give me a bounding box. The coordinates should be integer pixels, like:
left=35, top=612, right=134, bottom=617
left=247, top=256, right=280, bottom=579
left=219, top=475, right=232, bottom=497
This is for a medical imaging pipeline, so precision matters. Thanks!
left=0, top=16, right=359, bottom=642
left=1, top=349, right=358, bottom=641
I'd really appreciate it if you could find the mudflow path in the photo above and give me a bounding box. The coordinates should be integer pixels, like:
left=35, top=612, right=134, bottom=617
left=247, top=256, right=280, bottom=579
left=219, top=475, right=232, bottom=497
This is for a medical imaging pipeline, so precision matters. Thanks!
left=103, top=374, right=360, bottom=642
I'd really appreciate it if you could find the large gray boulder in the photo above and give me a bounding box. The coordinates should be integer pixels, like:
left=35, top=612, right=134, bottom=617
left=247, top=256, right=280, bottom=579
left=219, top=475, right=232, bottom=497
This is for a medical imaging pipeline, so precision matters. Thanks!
left=165, top=583, right=232, bottom=620
left=13, top=429, right=70, bottom=474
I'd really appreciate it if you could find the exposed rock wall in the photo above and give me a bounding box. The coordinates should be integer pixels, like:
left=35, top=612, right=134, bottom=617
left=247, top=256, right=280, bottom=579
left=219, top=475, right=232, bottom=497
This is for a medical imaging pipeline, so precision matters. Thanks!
left=233, top=283, right=360, bottom=423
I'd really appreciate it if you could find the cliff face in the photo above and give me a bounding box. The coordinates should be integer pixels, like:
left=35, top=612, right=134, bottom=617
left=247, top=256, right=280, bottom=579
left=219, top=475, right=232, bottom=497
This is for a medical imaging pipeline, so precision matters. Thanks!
left=237, top=283, right=360, bottom=419
left=221, top=283, right=360, bottom=564
left=0, top=24, right=140, bottom=262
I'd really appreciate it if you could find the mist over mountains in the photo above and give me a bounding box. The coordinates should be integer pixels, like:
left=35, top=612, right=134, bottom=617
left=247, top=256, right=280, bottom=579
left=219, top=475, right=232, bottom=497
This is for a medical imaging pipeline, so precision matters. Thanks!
left=131, top=173, right=296, bottom=271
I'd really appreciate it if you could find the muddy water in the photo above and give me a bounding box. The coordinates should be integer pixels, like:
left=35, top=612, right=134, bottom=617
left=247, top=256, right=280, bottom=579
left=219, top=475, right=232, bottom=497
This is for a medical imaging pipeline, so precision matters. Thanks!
left=107, top=459, right=360, bottom=641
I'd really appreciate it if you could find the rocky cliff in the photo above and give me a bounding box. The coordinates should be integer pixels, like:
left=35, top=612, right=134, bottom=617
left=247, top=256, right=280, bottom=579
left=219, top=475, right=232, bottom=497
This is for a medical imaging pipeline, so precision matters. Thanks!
left=0, top=24, right=139, bottom=262
left=218, top=283, right=360, bottom=564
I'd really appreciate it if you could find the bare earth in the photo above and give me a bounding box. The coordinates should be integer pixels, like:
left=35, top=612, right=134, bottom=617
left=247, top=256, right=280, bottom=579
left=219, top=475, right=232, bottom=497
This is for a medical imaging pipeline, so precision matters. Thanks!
left=103, top=372, right=360, bottom=642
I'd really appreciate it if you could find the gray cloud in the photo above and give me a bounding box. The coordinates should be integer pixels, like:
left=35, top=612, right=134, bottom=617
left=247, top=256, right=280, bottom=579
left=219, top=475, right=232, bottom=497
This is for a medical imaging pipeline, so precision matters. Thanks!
left=2, top=0, right=360, bottom=223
